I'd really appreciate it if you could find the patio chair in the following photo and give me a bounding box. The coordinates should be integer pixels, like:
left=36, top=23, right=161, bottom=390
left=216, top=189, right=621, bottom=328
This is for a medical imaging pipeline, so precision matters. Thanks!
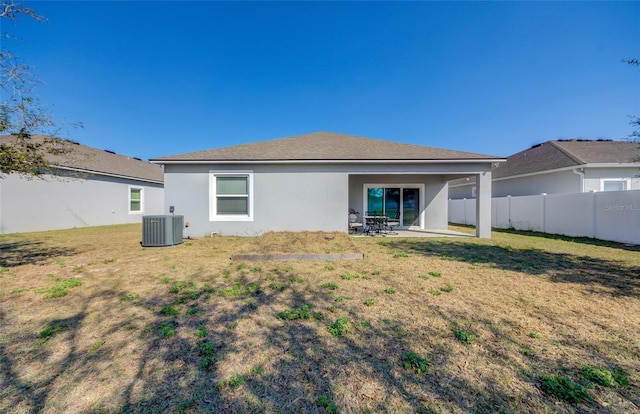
left=348, top=209, right=363, bottom=234
left=365, top=210, right=381, bottom=235
left=384, top=211, right=400, bottom=234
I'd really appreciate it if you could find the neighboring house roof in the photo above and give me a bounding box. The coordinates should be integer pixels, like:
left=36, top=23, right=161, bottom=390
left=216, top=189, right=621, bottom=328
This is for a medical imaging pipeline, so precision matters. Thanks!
left=494, top=139, right=640, bottom=179
left=151, top=131, right=502, bottom=163
left=0, top=134, right=164, bottom=184
left=450, top=139, right=640, bottom=186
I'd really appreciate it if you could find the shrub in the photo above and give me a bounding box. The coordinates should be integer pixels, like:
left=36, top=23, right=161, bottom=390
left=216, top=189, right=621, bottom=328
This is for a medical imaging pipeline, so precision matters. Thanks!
left=581, top=365, right=628, bottom=387
left=268, top=282, right=286, bottom=291
left=393, top=251, right=409, bottom=258
left=40, top=277, right=83, bottom=299
left=119, top=292, right=139, bottom=302
left=160, top=306, right=180, bottom=316
left=228, top=374, right=244, bottom=388
left=327, top=317, right=351, bottom=336
left=196, top=326, right=209, bottom=338
left=159, top=322, right=176, bottom=338
left=539, top=374, right=591, bottom=403
left=278, top=304, right=311, bottom=320
left=315, top=396, right=337, bottom=414
left=401, top=351, right=431, bottom=375
left=321, top=282, right=339, bottom=290
left=199, top=341, right=215, bottom=356
left=39, top=324, right=62, bottom=339
left=452, top=324, right=479, bottom=344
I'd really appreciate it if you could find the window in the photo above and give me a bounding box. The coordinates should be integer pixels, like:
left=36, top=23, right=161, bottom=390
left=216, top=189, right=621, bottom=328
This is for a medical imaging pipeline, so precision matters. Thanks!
left=210, top=171, right=253, bottom=221
left=601, top=179, right=628, bottom=192
left=129, top=187, right=143, bottom=213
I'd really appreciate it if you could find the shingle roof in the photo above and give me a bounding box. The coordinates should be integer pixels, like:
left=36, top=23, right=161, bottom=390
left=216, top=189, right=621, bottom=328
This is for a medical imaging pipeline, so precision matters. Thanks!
left=0, top=134, right=164, bottom=183
left=494, top=139, right=640, bottom=179
left=151, top=132, right=501, bottom=162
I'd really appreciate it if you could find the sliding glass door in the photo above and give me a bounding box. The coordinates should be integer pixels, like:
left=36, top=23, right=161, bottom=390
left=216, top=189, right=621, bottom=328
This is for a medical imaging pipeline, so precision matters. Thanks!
left=365, top=185, right=421, bottom=228
left=402, top=188, right=420, bottom=227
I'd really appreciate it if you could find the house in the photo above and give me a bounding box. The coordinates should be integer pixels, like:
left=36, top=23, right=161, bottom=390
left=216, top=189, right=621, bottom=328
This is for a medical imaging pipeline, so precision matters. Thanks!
left=150, top=132, right=504, bottom=238
left=449, top=139, right=640, bottom=199
left=0, top=135, right=164, bottom=234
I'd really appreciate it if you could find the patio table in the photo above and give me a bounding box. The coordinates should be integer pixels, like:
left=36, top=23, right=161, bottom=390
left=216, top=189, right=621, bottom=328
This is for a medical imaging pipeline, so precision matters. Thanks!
left=363, top=215, right=387, bottom=235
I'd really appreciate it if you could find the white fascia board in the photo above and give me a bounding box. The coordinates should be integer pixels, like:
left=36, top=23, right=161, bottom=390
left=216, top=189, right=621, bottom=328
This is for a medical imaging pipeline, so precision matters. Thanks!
left=151, top=158, right=505, bottom=165
left=493, top=163, right=640, bottom=182
left=55, top=166, right=164, bottom=185
left=449, top=162, right=639, bottom=186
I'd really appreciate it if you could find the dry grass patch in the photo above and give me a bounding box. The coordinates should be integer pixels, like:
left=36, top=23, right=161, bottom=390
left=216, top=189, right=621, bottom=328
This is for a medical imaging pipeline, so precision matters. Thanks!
left=238, top=231, right=361, bottom=255
left=0, top=224, right=639, bottom=413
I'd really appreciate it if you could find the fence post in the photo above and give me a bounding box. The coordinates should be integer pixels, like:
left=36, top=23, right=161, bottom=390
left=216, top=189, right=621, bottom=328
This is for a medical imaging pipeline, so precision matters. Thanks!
left=463, top=198, right=467, bottom=225
left=541, top=193, right=547, bottom=233
left=592, top=191, right=597, bottom=239
left=507, top=195, right=511, bottom=228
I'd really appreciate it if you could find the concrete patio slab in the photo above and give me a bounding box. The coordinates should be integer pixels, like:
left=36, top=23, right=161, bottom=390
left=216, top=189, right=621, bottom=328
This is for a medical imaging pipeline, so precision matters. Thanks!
left=352, top=229, right=474, bottom=238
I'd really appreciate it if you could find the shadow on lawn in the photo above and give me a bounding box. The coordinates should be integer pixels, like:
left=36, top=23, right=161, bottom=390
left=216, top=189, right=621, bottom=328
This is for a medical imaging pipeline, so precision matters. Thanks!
left=0, top=298, right=93, bottom=413
left=453, top=225, right=640, bottom=253
left=0, top=240, right=77, bottom=268
left=111, top=281, right=526, bottom=413
left=387, top=240, right=640, bottom=298
left=494, top=227, right=640, bottom=252
left=2, top=259, right=635, bottom=413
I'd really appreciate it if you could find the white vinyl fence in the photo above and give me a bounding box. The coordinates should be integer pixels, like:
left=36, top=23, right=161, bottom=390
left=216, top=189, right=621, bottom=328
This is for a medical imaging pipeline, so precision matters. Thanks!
left=449, top=190, right=640, bottom=245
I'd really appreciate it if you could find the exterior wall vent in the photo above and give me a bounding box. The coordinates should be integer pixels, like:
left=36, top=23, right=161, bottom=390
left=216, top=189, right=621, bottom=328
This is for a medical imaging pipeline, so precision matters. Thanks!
left=142, top=215, right=184, bottom=247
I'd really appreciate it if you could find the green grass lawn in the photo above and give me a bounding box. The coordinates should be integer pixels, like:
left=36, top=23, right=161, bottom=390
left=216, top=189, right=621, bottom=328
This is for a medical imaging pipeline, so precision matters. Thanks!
left=1, top=224, right=638, bottom=413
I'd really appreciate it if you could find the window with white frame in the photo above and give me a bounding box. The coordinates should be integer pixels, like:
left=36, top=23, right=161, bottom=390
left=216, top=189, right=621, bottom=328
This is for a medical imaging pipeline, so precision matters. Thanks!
left=209, top=171, right=253, bottom=221
left=129, top=186, right=143, bottom=213
left=601, top=179, right=628, bottom=192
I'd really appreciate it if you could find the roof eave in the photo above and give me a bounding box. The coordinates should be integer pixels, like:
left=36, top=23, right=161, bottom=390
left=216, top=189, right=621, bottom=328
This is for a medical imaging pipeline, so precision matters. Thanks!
left=494, top=162, right=640, bottom=181
left=55, top=165, right=164, bottom=185
left=151, top=158, right=505, bottom=165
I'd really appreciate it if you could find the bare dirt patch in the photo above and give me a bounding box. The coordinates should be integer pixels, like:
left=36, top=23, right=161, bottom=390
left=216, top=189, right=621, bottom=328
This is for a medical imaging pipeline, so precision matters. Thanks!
left=1, top=224, right=638, bottom=413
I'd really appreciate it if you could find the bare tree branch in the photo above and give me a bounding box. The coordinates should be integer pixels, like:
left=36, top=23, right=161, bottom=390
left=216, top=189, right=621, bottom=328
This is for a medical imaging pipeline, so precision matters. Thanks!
left=0, top=0, right=73, bottom=179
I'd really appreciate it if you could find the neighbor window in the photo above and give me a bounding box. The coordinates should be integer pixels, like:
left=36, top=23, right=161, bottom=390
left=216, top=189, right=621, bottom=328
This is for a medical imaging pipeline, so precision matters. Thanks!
left=129, top=187, right=143, bottom=213
left=210, top=171, right=253, bottom=221
left=602, top=180, right=628, bottom=192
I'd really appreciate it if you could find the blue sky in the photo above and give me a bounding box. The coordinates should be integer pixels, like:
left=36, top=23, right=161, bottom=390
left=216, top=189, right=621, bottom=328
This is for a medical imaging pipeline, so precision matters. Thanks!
left=8, top=1, right=640, bottom=160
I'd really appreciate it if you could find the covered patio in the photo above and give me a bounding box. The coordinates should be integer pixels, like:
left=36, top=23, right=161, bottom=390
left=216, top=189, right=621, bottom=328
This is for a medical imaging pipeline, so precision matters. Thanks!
left=351, top=228, right=474, bottom=238
left=348, top=169, right=496, bottom=239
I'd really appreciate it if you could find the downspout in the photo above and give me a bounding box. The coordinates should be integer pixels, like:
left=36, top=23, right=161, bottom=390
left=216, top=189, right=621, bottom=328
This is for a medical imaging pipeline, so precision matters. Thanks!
left=572, top=168, right=585, bottom=192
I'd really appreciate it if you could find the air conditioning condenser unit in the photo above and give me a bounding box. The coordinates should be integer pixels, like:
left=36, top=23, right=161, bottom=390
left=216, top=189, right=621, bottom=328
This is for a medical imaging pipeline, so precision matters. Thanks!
left=142, top=215, right=184, bottom=247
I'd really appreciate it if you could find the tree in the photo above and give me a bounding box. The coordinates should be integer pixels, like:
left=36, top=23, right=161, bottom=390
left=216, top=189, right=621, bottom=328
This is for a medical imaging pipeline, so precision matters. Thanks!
left=0, top=0, right=72, bottom=178
left=622, top=59, right=640, bottom=143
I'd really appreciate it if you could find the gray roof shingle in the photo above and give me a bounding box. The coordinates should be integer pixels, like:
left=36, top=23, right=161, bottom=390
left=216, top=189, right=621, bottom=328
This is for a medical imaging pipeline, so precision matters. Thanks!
left=494, top=139, right=640, bottom=179
left=151, top=131, right=502, bottom=162
left=0, top=134, right=164, bottom=183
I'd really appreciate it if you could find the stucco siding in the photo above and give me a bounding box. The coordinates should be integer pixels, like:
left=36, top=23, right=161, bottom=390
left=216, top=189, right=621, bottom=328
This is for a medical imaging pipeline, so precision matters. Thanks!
left=163, top=161, right=494, bottom=237
left=164, top=164, right=348, bottom=236
left=493, top=170, right=579, bottom=197
left=448, top=183, right=475, bottom=200
left=0, top=172, right=164, bottom=234
left=583, top=167, right=640, bottom=192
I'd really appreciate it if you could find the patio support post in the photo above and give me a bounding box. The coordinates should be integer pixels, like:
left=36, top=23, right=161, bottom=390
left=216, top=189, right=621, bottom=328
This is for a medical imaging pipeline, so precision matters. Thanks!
left=476, top=170, right=492, bottom=238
